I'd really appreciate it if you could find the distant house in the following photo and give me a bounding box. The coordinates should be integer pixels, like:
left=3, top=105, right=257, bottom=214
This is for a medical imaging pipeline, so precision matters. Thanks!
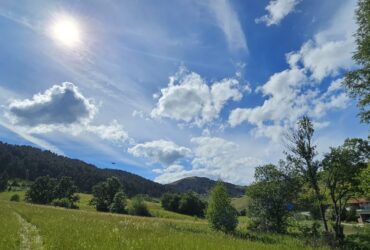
left=347, top=198, right=370, bottom=223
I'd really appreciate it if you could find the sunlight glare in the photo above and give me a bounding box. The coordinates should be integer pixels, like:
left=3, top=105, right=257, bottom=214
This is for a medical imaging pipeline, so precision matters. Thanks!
left=51, top=16, right=81, bottom=47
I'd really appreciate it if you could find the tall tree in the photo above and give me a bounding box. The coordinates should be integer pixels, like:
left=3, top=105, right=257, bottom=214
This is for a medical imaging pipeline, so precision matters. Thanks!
left=285, top=116, right=329, bottom=232
left=344, top=0, right=370, bottom=123
left=322, top=138, right=370, bottom=241
left=247, top=163, right=299, bottom=233
left=0, top=171, right=9, bottom=192
left=206, top=182, right=238, bottom=233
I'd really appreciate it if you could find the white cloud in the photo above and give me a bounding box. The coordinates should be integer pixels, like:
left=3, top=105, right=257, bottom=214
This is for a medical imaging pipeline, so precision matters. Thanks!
left=230, top=1, right=355, bottom=141
left=151, top=68, right=244, bottom=126
left=5, top=82, right=129, bottom=144
left=128, top=140, right=191, bottom=166
left=255, top=0, right=300, bottom=26
left=154, top=136, right=262, bottom=185
left=289, top=0, right=356, bottom=81
left=206, top=0, right=247, bottom=51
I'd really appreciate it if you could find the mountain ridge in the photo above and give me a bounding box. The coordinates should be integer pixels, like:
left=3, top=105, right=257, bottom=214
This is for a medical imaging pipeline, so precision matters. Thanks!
left=0, top=141, right=245, bottom=197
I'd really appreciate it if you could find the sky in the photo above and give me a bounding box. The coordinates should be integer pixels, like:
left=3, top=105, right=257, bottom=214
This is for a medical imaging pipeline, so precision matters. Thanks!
left=0, top=0, right=368, bottom=185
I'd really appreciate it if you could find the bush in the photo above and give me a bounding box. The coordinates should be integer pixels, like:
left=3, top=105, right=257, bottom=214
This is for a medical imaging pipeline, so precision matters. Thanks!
left=25, top=176, right=58, bottom=204
left=206, top=182, right=238, bottom=233
left=128, top=196, right=150, bottom=217
left=52, top=198, right=79, bottom=209
left=10, top=194, right=20, bottom=202
left=109, top=191, right=127, bottom=214
left=161, top=192, right=206, bottom=217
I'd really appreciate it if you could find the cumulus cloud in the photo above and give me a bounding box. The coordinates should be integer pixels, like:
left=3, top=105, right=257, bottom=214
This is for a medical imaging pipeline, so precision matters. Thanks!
left=128, top=140, right=192, bottom=166
left=206, top=0, right=247, bottom=51
left=151, top=68, right=245, bottom=126
left=230, top=1, right=355, bottom=141
left=288, top=0, right=356, bottom=81
left=7, top=82, right=96, bottom=126
left=255, top=0, right=300, bottom=26
left=5, top=82, right=129, bottom=144
left=154, top=136, right=262, bottom=185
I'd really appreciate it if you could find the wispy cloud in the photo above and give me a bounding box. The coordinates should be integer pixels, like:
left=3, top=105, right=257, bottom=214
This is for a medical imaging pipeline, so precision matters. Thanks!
left=256, top=0, right=300, bottom=26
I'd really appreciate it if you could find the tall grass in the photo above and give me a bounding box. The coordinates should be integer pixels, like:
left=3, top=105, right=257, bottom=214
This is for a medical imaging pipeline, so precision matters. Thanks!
left=0, top=199, right=330, bottom=250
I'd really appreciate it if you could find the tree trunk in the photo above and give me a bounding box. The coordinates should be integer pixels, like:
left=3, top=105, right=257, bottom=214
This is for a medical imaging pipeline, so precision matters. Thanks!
left=314, top=186, right=329, bottom=232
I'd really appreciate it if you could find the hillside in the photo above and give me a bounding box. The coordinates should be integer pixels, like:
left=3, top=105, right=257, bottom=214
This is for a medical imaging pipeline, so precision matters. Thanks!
left=0, top=141, right=166, bottom=197
left=0, top=142, right=244, bottom=197
left=165, top=176, right=245, bottom=197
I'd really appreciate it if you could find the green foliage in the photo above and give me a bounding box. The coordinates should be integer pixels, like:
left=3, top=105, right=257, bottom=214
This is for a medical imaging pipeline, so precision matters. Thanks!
left=9, top=194, right=20, bottom=202
left=25, top=176, right=58, bottom=204
left=206, top=182, right=238, bottom=233
left=92, top=177, right=124, bottom=212
left=128, top=195, right=150, bottom=216
left=247, top=164, right=299, bottom=233
left=359, top=164, right=370, bottom=198
left=344, top=0, right=370, bottom=123
left=52, top=197, right=79, bottom=209
left=286, top=116, right=329, bottom=232
left=25, top=175, right=79, bottom=208
left=109, top=191, right=127, bottom=214
left=322, top=138, right=369, bottom=241
left=161, top=192, right=206, bottom=217
left=0, top=171, right=9, bottom=192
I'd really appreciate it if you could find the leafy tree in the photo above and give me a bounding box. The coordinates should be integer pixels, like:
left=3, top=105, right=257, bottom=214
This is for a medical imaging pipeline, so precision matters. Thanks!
left=322, top=138, right=369, bottom=241
left=285, top=116, right=329, bottom=232
left=55, top=176, right=78, bottom=200
left=92, top=177, right=123, bottom=212
left=359, top=163, right=370, bottom=198
left=128, top=195, right=150, bottom=216
left=109, top=191, right=127, bottom=214
left=206, top=182, right=238, bottom=233
left=247, top=164, right=299, bottom=233
left=0, top=171, right=9, bottom=192
left=178, top=192, right=206, bottom=217
left=161, top=192, right=180, bottom=211
left=25, top=176, right=57, bottom=204
left=344, top=0, right=370, bottom=123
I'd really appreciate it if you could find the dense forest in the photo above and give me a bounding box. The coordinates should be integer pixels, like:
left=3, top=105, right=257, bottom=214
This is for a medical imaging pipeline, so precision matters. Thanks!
left=0, top=142, right=244, bottom=197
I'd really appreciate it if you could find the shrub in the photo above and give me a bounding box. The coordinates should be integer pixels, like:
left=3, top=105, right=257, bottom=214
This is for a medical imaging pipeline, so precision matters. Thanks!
left=25, top=176, right=58, bottom=204
left=206, top=182, right=238, bottom=233
left=109, top=191, right=127, bottom=214
left=10, top=194, right=20, bottom=202
left=161, top=192, right=206, bottom=217
left=52, top=198, right=79, bottom=209
left=128, top=196, right=150, bottom=217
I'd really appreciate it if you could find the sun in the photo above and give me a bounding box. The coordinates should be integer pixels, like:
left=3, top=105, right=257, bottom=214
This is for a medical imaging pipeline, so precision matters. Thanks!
left=50, top=15, right=81, bottom=47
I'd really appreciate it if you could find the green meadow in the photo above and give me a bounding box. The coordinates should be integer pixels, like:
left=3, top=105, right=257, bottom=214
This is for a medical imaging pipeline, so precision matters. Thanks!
left=0, top=191, right=330, bottom=250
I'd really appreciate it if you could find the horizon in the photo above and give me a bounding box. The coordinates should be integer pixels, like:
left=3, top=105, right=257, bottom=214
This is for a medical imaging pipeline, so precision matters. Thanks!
left=0, top=0, right=368, bottom=186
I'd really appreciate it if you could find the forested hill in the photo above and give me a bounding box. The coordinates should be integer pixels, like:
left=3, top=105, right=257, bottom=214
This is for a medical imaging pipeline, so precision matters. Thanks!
left=0, top=141, right=165, bottom=197
left=165, top=177, right=245, bottom=197
left=0, top=141, right=245, bottom=197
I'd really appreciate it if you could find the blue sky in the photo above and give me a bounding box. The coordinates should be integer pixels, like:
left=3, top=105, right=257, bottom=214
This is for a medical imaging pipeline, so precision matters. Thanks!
left=0, top=0, right=368, bottom=185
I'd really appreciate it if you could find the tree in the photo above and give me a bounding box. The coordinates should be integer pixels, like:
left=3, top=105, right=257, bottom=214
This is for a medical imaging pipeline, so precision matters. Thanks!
left=322, top=138, right=370, bottom=241
left=0, top=171, right=9, bottom=192
left=359, top=163, right=370, bottom=198
left=92, top=177, right=123, bottom=212
left=109, top=191, right=127, bottom=214
left=344, top=0, right=370, bottom=123
left=178, top=192, right=206, bottom=217
left=247, top=164, right=299, bottom=233
left=161, top=192, right=180, bottom=211
left=285, top=116, right=329, bottom=232
left=128, top=195, right=150, bottom=216
left=55, top=176, right=78, bottom=200
left=25, top=176, right=57, bottom=204
left=206, top=182, right=238, bottom=233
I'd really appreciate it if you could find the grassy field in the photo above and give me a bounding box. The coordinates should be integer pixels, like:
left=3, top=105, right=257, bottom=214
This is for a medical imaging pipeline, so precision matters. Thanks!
left=0, top=191, right=331, bottom=250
